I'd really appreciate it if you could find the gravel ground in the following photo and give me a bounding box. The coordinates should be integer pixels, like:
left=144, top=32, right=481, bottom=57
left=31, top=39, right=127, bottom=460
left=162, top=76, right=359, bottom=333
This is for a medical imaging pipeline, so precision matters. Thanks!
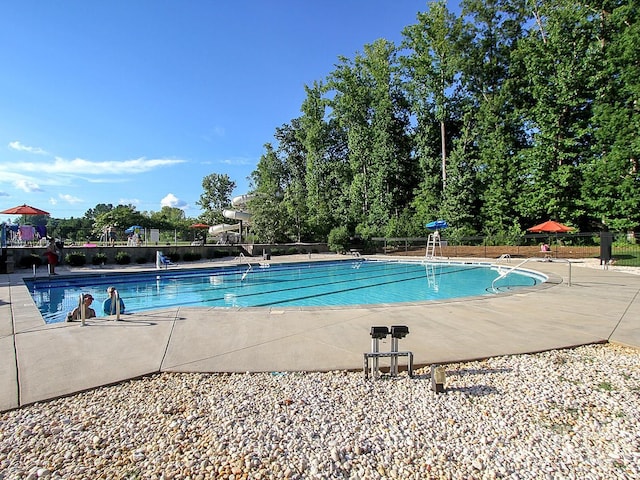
left=1, top=343, right=638, bottom=480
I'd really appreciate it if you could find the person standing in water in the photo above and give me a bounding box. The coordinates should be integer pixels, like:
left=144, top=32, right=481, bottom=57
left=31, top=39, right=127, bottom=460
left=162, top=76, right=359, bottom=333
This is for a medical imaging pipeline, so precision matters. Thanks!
left=103, top=286, right=126, bottom=315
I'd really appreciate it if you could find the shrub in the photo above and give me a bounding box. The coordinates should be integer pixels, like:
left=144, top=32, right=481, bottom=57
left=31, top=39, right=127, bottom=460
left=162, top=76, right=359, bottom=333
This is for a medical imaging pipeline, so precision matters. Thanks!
left=328, top=226, right=350, bottom=253
left=91, top=253, right=108, bottom=265
left=167, top=252, right=180, bottom=262
left=19, top=254, right=43, bottom=268
left=287, top=247, right=299, bottom=255
left=65, top=252, right=87, bottom=267
left=183, top=252, right=202, bottom=262
left=115, top=251, right=131, bottom=265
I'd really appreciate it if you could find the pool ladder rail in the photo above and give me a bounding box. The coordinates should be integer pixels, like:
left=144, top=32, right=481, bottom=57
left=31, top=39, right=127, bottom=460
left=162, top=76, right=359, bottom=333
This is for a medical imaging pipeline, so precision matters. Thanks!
left=236, top=252, right=253, bottom=281
left=491, top=256, right=572, bottom=290
left=491, top=258, right=532, bottom=292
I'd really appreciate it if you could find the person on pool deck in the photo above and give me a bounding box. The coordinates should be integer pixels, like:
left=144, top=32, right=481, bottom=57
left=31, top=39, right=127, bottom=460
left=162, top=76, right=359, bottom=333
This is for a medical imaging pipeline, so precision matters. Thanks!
left=103, top=286, right=126, bottom=315
left=44, top=237, right=59, bottom=274
left=66, top=294, right=96, bottom=321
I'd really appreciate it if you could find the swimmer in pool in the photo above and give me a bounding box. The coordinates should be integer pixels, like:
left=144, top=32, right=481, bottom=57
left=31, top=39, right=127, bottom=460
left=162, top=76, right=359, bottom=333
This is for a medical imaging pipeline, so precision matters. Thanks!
left=103, top=286, right=126, bottom=315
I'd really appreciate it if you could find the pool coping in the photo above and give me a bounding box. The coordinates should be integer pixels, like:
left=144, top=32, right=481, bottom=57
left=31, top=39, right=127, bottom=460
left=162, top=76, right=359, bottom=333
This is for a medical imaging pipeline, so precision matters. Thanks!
left=2, top=254, right=640, bottom=411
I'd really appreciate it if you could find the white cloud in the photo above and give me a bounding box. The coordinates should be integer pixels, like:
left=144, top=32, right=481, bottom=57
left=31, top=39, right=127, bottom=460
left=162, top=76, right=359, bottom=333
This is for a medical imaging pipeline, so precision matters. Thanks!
left=15, top=179, right=43, bottom=192
left=8, top=141, right=48, bottom=155
left=2, top=156, right=186, bottom=176
left=219, top=156, right=253, bottom=166
left=59, top=193, right=83, bottom=204
left=161, top=193, right=187, bottom=209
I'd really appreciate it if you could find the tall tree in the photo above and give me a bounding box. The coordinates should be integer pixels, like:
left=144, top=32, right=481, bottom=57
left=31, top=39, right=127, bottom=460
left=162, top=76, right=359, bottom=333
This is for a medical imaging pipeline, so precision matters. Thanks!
left=250, top=143, right=289, bottom=243
left=196, top=173, right=236, bottom=226
left=329, top=38, right=413, bottom=237
left=461, top=0, right=528, bottom=234
left=402, top=0, right=467, bottom=192
left=582, top=0, right=640, bottom=232
left=513, top=0, right=598, bottom=225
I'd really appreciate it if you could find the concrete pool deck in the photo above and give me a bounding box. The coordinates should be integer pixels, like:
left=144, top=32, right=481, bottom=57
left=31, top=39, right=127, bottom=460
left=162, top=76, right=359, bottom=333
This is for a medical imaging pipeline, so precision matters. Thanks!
left=1, top=254, right=639, bottom=411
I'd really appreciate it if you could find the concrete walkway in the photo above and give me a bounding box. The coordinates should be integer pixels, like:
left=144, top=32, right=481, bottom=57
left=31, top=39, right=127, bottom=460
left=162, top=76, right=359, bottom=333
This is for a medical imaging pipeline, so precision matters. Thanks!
left=1, top=255, right=639, bottom=412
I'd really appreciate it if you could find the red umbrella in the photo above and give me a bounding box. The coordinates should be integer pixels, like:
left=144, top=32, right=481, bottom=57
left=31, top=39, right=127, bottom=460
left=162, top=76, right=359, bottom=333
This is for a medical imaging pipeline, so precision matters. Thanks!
left=190, top=223, right=210, bottom=229
left=527, top=220, right=574, bottom=233
left=1, top=204, right=50, bottom=216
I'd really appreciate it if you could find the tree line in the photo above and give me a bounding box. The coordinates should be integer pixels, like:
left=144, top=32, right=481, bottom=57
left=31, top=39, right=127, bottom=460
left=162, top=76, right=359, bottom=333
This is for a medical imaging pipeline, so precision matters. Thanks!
left=244, top=0, right=639, bottom=244
left=9, top=0, right=638, bottom=246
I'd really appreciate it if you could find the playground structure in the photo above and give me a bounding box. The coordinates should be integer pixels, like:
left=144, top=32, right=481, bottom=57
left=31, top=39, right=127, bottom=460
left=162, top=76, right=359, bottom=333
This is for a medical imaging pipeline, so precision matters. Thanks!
left=209, top=194, right=255, bottom=244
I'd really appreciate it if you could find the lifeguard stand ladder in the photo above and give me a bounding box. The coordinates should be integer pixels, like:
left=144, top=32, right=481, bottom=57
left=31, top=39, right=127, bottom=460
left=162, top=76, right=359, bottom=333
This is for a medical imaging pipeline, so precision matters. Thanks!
left=425, top=230, right=442, bottom=258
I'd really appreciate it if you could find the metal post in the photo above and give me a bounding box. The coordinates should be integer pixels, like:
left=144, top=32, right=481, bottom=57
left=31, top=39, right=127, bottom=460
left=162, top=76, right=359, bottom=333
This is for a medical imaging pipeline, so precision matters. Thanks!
left=390, top=337, right=399, bottom=376
left=114, top=289, right=121, bottom=321
left=80, top=294, right=86, bottom=327
left=371, top=337, right=379, bottom=379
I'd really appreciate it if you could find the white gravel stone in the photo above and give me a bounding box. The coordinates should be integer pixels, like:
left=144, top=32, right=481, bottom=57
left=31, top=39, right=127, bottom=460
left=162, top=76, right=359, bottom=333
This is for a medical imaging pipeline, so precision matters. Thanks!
left=0, top=344, right=638, bottom=479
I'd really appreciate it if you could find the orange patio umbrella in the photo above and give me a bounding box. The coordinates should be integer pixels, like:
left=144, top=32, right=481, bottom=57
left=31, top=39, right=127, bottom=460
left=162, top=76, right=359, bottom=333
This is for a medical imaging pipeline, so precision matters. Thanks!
left=1, top=204, right=50, bottom=216
left=190, top=223, right=209, bottom=244
left=527, top=220, right=574, bottom=233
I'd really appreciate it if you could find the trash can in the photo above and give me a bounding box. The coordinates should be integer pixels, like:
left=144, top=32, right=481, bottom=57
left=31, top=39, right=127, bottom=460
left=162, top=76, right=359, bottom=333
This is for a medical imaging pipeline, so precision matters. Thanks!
left=600, top=231, right=613, bottom=264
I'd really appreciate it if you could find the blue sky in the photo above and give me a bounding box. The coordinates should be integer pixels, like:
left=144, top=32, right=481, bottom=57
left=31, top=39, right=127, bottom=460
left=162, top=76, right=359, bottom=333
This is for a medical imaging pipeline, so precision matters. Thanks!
left=1, top=0, right=436, bottom=221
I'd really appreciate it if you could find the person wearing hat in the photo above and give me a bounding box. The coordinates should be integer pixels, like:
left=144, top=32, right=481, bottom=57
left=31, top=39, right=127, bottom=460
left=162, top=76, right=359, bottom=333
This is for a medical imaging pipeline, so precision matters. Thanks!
left=66, top=294, right=96, bottom=321
left=103, top=286, right=125, bottom=315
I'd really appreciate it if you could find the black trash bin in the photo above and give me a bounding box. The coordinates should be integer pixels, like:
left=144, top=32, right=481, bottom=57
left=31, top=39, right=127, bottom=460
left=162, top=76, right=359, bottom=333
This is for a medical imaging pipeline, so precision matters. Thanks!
left=600, top=231, right=613, bottom=265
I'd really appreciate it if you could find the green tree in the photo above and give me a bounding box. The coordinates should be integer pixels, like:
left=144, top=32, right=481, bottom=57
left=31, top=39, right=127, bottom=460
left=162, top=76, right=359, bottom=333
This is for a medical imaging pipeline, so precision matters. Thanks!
left=298, top=81, right=348, bottom=239
left=329, top=38, right=413, bottom=237
left=148, top=206, right=190, bottom=241
left=94, top=205, right=147, bottom=237
left=402, top=0, right=467, bottom=192
left=513, top=0, right=598, bottom=225
left=250, top=143, right=289, bottom=243
left=461, top=0, right=528, bottom=234
left=582, top=0, right=640, bottom=232
left=196, top=173, right=236, bottom=226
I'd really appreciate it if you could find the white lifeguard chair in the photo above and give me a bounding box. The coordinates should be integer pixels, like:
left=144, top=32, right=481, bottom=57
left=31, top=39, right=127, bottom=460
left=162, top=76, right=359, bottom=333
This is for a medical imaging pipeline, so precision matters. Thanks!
left=425, top=230, right=442, bottom=258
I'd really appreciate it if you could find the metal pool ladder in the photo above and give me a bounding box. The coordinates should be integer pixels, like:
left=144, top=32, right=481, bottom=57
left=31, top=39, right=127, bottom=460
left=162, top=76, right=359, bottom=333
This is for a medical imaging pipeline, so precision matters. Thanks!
left=237, top=253, right=253, bottom=281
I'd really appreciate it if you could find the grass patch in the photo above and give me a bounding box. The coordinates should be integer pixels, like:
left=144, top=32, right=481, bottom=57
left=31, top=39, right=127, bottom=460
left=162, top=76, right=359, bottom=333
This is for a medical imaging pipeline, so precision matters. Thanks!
left=597, top=381, right=614, bottom=391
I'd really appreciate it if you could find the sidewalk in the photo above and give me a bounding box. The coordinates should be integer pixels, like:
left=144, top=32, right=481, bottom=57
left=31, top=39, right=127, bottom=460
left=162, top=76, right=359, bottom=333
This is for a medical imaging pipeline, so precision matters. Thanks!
left=1, top=256, right=639, bottom=411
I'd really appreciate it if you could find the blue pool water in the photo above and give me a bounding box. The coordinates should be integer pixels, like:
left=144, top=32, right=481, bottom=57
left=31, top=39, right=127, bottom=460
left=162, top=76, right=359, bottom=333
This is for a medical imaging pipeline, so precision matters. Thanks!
left=26, top=259, right=545, bottom=324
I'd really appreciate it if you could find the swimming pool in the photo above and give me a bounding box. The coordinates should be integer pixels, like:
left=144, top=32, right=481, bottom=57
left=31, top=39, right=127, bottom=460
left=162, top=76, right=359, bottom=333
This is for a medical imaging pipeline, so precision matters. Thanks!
left=26, top=259, right=546, bottom=324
